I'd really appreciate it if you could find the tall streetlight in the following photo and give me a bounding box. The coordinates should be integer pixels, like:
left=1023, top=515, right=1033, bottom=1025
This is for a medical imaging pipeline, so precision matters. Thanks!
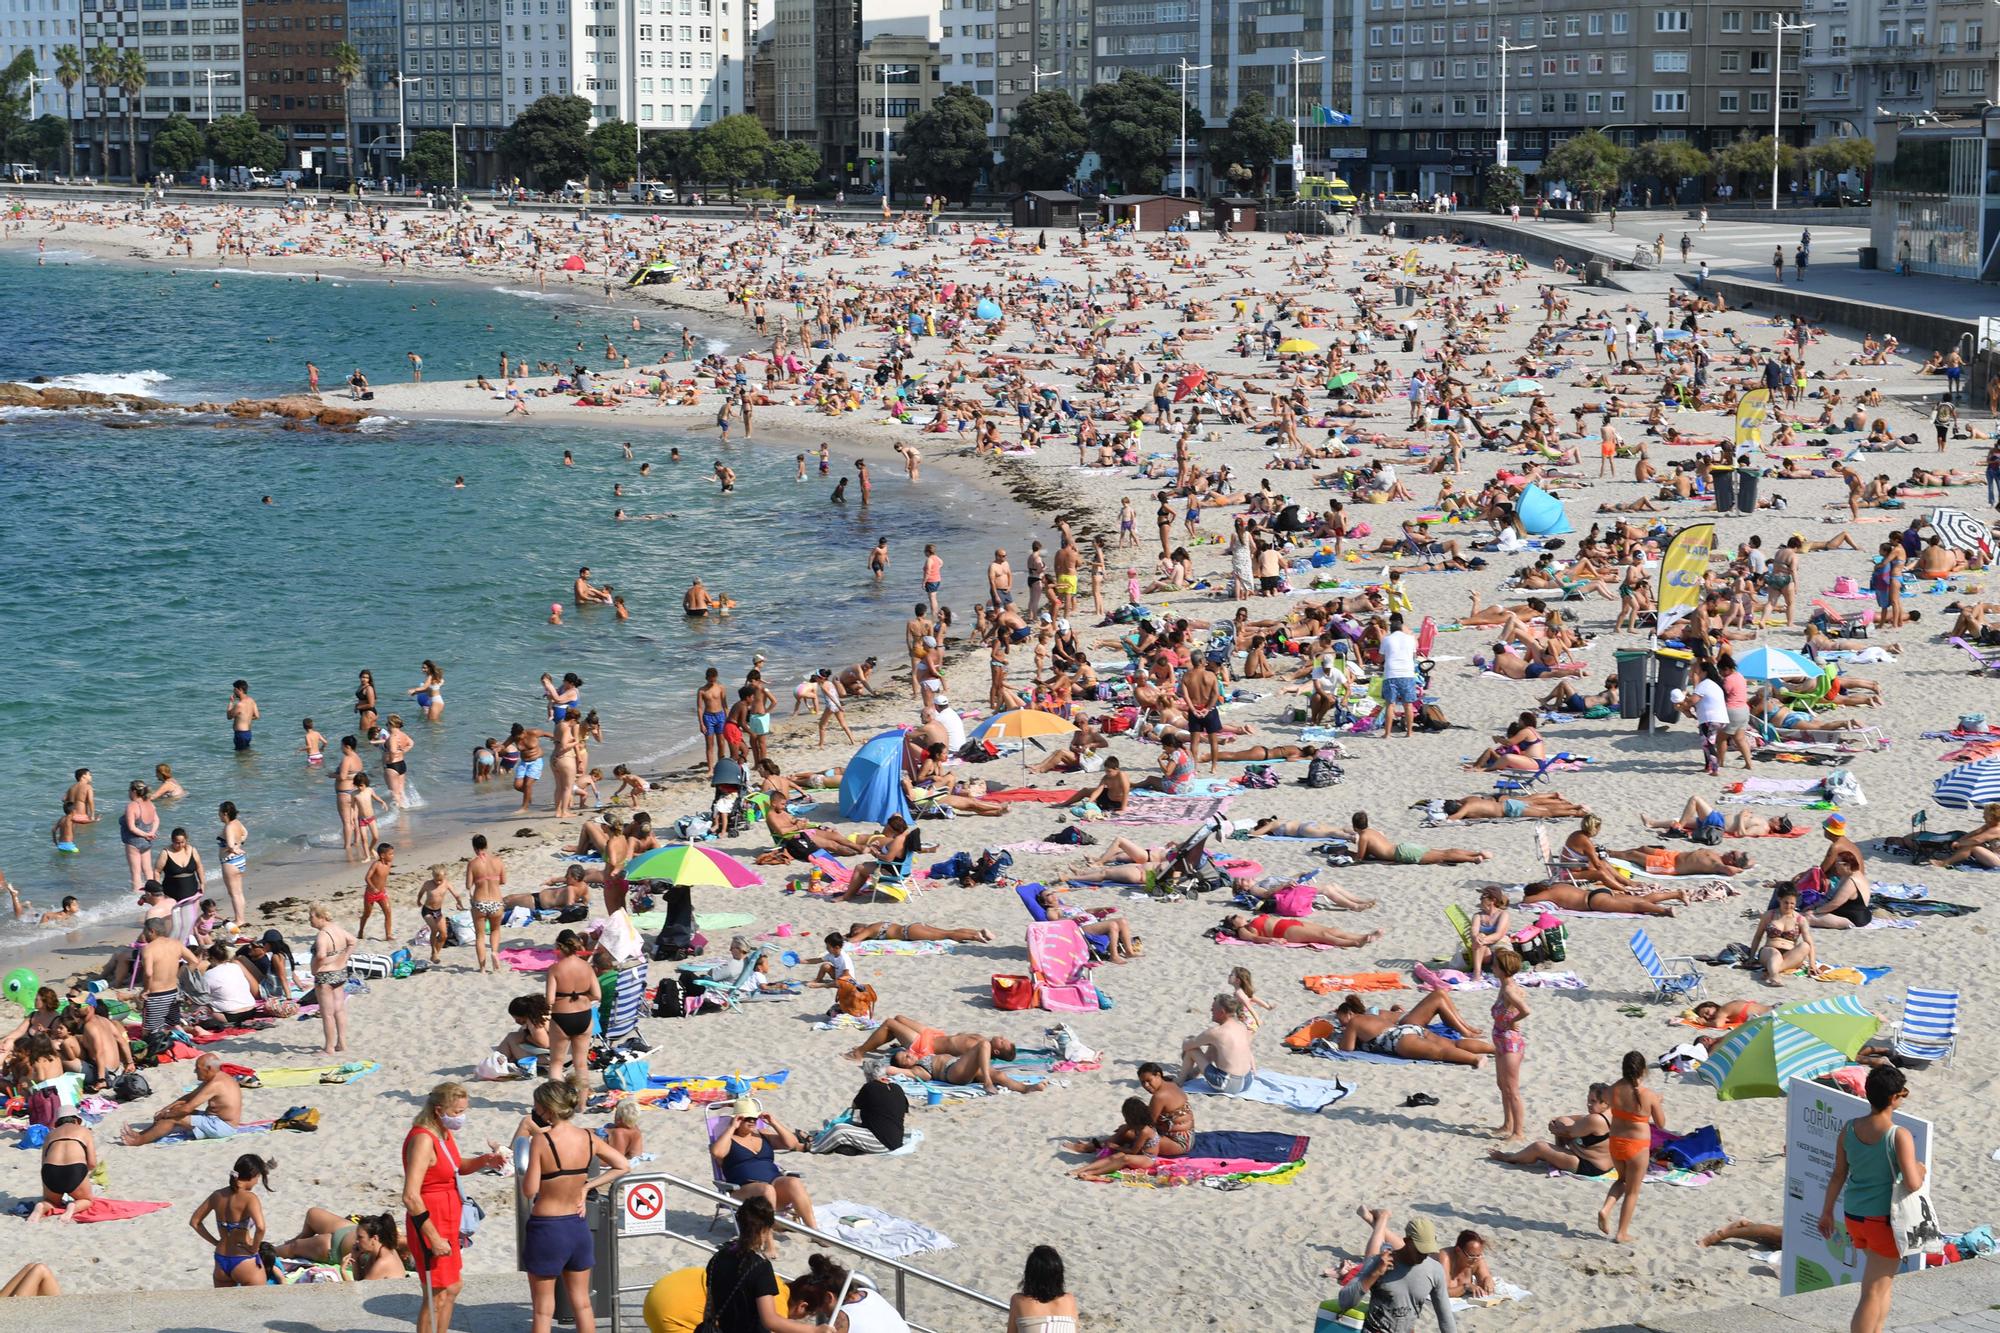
left=450, top=120, right=464, bottom=191
left=1771, top=19, right=1813, bottom=211
left=394, top=73, right=421, bottom=187
left=1175, top=58, right=1212, bottom=199
left=1495, top=38, right=1535, bottom=173
left=198, top=68, right=219, bottom=123
left=1029, top=65, right=1059, bottom=94
left=1290, top=49, right=1326, bottom=189
left=878, top=59, right=911, bottom=203
left=22, top=71, right=49, bottom=119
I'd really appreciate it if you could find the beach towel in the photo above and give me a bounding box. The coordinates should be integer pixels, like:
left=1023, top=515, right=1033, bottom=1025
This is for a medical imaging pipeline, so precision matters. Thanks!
left=1301, top=972, right=1406, bottom=995
left=500, top=946, right=558, bottom=973
left=889, top=1071, right=1048, bottom=1101
left=818, top=1202, right=954, bottom=1258
left=1099, top=796, right=1230, bottom=826
left=1416, top=969, right=1586, bottom=991
left=1213, top=931, right=1346, bottom=952
left=1451, top=1280, right=1533, bottom=1313
left=982, top=788, right=1077, bottom=804
left=1099, top=1132, right=1311, bottom=1188
left=843, top=939, right=956, bottom=957
left=71, top=1197, right=173, bottom=1224
left=148, top=1118, right=276, bottom=1144
left=995, top=841, right=1084, bottom=855
left=250, top=1060, right=379, bottom=1088
left=1183, top=1068, right=1354, bottom=1112
left=629, top=910, right=754, bottom=934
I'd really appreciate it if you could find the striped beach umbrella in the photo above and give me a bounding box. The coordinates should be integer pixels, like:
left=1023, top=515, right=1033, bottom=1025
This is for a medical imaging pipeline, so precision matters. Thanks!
left=1699, top=996, right=1880, bottom=1101
left=1933, top=756, right=2000, bottom=810
left=1734, top=645, right=1823, bottom=682
left=624, top=843, right=762, bottom=888
left=1928, top=507, right=1992, bottom=555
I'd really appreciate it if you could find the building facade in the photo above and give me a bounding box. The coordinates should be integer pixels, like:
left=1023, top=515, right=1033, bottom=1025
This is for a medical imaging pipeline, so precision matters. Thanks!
left=3, top=0, right=82, bottom=126
left=398, top=0, right=502, bottom=183
left=345, top=0, right=399, bottom=176
left=1360, top=0, right=1805, bottom=199
left=65, top=0, right=247, bottom=177
left=856, top=28, right=935, bottom=188
left=938, top=0, right=995, bottom=145
left=244, top=0, right=343, bottom=171
left=1799, top=0, right=1990, bottom=144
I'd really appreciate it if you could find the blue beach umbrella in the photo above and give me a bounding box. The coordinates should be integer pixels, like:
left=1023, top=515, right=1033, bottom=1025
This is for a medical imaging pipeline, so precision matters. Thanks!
left=1934, top=756, right=2000, bottom=810
left=1734, top=645, right=1821, bottom=682
left=1659, top=329, right=1693, bottom=341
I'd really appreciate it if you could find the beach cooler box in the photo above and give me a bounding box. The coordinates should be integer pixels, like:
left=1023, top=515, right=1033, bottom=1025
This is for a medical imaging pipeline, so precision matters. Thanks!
left=1314, top=1297, right=1366, bottom=1329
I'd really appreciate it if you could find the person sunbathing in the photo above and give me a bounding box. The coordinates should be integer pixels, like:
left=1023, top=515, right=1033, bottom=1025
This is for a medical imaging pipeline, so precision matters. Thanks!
left=1747, top=885, right=1817, bottom=986
left=500, top=868, right=590, bottom=915
left=1596, top=845, right=1752, bottom=877
left=274, top=1210, right=408, bottom=1280
left=119, top=1053, right=241, bottom=1145
left=1218, top=912, right=1383, bottom=948
left=1235, top=880, right=1377, bottom=913
left=845, top=921, right=994, bottom=944
left=1641, top=796, right=1793, bottom=839
left=1690, top=999, right=1772, bottom=1030
left=1425, top=792, right=1591, bottom=821
left=846, top=1016, right=1042, bottom=1092
left=1752, top=695, right=1875, bottom=735
left=1487, top=1083, right=1614, bottom=1175
left=1181, top=993, right=1258, bottom=1092
left=1936, top=802, right=2000, bottom=869
left=1349, top=810, right=1491, bottom=865
left=1249, top=817, right=1350, bottom=840
left=765, top=804, right=868, bottom=860
left=1212, top=742, right=1321, bottom=762
left=1699, top=1219, right=1786, bottom=1250
left=1521, top=880, right=1683, bottom=917
left=1538, top=678, right=1618, bottom=714
left=1330, top=991, right=1492, bottom=1065
left=1032, top=886, right=1141, bottom=961
left=1066, top=1097, right=1165, bottom=1180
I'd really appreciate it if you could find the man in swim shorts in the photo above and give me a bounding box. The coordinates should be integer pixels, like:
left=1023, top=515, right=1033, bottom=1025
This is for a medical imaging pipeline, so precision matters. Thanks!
left=121, top=1054, right=243, bottom=1145
left=1181, top=994, right=1255, bottom=1093
left=227, top=679, right=260, bottom=751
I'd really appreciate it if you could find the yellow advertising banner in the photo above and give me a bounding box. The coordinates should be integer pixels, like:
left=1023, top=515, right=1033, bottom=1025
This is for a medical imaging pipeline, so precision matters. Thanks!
left=1734, top=388, right=1770, bottom=449
left=1655, top=522, right=1715, bottom=636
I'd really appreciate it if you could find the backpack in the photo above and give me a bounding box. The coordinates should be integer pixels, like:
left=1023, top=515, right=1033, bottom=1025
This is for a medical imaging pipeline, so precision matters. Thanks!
left=1239, top=764, right=1280, bottom=789
left=1302, top=755, right=1344, bottom=788
left=1512, top=913, right=1568, bottom=966
left=1416, top=702, right=1451, bottom=732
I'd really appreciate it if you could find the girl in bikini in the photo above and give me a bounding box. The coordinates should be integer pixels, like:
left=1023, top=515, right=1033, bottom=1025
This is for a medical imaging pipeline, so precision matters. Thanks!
left=1490, top=949, right=1531, bottom=1141
left=1066, top=1097, right=1164, bottom=1181
left=1749, top=885, right=1816, bottom=985
left=191, top=1154, right=274, bottom=1287
left=1601, top=1051, right=1665, bottom=1244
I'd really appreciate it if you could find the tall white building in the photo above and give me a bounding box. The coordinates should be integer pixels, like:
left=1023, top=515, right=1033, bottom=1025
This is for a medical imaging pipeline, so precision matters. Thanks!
left=938, top=0, right=994, bottom=142
left=499, top=0, right=739, bottom=132
left=3, top=0, right=82, bottom=122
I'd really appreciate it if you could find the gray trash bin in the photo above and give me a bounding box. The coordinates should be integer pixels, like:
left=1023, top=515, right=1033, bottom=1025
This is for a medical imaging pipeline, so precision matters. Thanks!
left=1616, top=650, right=1650, bottom=720
left=1584, top=260, right=1608, bottom=285
left=1736, top=468, right=1761, bottom=513
left=1653, top=650, right=1693, bottom=725
left=1711, top=466, right=1736, bottom=512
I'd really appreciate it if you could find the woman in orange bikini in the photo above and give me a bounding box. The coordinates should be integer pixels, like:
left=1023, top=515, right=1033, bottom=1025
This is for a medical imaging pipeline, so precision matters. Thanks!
left=1601, top=1050, right=1666, bottom=1244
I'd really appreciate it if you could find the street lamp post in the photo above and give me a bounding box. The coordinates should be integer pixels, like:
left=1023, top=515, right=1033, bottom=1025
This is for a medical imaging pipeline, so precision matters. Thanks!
left=1772, top=19, right=1813, bottom=211
left=450, top=120, right=464, bottom=192
left=1290, top=49, right=1326, bottom=190
left=197, top=69, right=219, bottom=123
left=1496, top=38, right=1536, bottom=180
left=1029, top=65, right=1059, bottom=94
left=879, top=60, right=911, bottom=203
left=1175, top=58, right=1213, bottom=199
left=394, top=73, right=421, bottom=191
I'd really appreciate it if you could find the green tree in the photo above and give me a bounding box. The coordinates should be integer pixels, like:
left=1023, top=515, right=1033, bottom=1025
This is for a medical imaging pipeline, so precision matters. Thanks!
left=765, top=139, right=819, bottom=190
left=18, top=114, right=67, bottom=168
left=331, top=41, right=363, bottom=180
left=206, top=112, right=284, bottom=170
left=1541, top=130, right=1628, bottom=208
left=689, top=114, right=769, bottom=197
left=86, top=45, right=117, bottom=178
left=1625, top=138, right=1710, bottom=196
left=1000, top=89, right=1085, bottom=191
left=0, top=51, right=33, bottom=164
left=642, top=127, right=694, bottom=196
left=1206, top=91, right=1289, bottom=193
left=148, top=112, right=206, bottom=175
left=114, top=47, right=145, bottom=182
left=586, top=118, right=637, bottom=187
left=1482, top=164, right=1522, bottom=210
left=1806, top=136, right=1874, bottom=182
left=497, top=94, right=591, bottom=190
left=1711, top=135, right=1799, bottom=190
left=897, top=85, right=991, bottom=203
left=401, top=128, right=464, bottom=186
left=54, top=44, right=81, bottom=177
left=1082, top=70, right=1196, bottom=194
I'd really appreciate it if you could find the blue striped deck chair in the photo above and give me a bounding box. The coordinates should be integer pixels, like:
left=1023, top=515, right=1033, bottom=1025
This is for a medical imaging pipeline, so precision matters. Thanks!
left=1630, top=928, right=1704, bottom=1003
left=1891, top=987, right=1960, bottom=1068
left=600, top=957, right=649, bottom=1045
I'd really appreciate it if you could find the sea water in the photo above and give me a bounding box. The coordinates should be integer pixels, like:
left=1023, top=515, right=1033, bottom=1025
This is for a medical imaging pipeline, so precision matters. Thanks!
left=0, top=250, right=1017, bottom=952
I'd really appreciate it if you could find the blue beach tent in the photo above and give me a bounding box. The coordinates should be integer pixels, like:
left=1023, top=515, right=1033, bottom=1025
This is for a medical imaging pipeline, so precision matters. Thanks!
left=838, top=730, right=912, bottom=825
left=1516, top=483, right=1573, bottom=536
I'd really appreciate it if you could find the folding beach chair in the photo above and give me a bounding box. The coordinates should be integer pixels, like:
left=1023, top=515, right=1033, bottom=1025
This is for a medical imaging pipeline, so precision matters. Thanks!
left=1442, top=903, right=1476, bottom=967
left=1493, top=755, right=1564, bottom=795
left=705, top=1112, right=805, bottom=1232
left=870, top=848, right=921, bottom=901
left=1889, top=987, right=1960, bottom=1068
left=1014, top=882, right=1111, bottom=958
left=598, top=957, right=650, bottom=1048
left=689, top=945, right=788, bottom=1014
left=1948, top=637, right=2000, bottom=676
left=1027, top=919, right=1102, bottom=1012
left=1629, top=928, right=1705, bottom=1003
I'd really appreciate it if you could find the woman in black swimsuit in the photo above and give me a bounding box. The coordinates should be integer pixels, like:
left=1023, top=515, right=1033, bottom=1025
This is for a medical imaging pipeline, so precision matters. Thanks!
left=1487, top=1083, right=1615, bottom=1174
left=155, top=827, right=206, bottom=937
left=30, top=1114, right=96, bottom=1220
left=543, top=930, right=599, bottom=1090
left=354, top=669, right=379, bottom=733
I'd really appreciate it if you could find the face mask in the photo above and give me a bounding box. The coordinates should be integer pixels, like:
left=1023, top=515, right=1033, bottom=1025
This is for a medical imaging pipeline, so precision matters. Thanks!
left=438, top=1112, right=467, bottom=1133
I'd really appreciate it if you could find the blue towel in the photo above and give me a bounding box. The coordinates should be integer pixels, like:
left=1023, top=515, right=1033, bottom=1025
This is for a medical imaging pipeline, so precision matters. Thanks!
left=1185, top=1069, right=1354, bottom=1112
left=1186, top=1130, right=1310, bottom=1162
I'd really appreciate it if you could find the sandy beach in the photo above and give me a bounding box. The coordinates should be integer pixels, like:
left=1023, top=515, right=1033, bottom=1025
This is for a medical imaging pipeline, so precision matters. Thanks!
left=1, top=194, right=1996, bottom=1331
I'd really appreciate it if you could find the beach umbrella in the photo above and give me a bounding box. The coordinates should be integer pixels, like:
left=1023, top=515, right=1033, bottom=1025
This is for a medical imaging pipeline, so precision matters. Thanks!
left=1326, top=370, right=1360, bottom=390
left=1929, top=507, right=1992, bottom=554
left=560, top=255, right=586, bottom=271
left=1659, top=328, right=1693, bottom=341
left=1498, top=378, right=1542, bottom=395
left=969, top=709, right=1077, bottom=743
left=1733, top=645, right=1822, bottom=682
left=625, top=843, right=763, bottom=888
left=1698, top=996, right=1879, bottom=1101
left=1276, top=338, right=1320, bottom=353
left=1174, top=369, right=1207, bottom=401
left=1933, top=756, right=2000, bottom=810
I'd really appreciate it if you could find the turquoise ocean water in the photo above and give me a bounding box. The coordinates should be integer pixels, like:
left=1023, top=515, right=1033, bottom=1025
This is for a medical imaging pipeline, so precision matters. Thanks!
left=0, top=248, right=1011, bottom=953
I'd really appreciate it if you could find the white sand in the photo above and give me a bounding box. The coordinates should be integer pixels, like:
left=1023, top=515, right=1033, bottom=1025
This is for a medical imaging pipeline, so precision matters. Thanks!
left=1, top=197, right=1995, bottom=1330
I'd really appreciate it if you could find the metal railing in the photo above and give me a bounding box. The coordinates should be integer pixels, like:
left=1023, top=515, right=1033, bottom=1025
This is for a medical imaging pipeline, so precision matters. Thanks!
left=593, top=1171, right=1009, bottom=1333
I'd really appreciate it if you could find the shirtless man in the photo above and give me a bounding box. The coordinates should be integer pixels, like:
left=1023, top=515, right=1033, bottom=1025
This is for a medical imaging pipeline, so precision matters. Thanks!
left=465, top=833, right=507, bottom=973
left=512, top=725, right=550, bottom=811
left=1181, top=657, right=1223, bottom=773
left=121, top=1053, right=243, bottom=1145
left=1641, top=795, right=1791, bottom=839
left=1349, top=810, right=1491, bottom=865
left=1180, top=994, right=1255, bottom=1093
left=226, top=680, right=260, bottom=752
left=63, top=768, right=97, bottom=824
left=987, top=548, right=1015, bottom=609
left=1597, top=844, right=1753, bottom=877
left=1428, top=792, right=1592, bottom=821
left=765, top=803, right=869, bottom=858
left=502, top=865, right=591, bottom=915
left=414, top=864, right=465, bottom=965
left=1051, top=535, right=1081, bottom=617
left=844, top=1015, right=1044, bottom=1093
left=71, top=1001, right=135, bottom=1091
left=573, top=567, right=612, bottom=605
left=695, top=667, right=729, bottom=771
left=683, top=578, right=713, bottom=617
left=134, top=916, right=203, bottom=1062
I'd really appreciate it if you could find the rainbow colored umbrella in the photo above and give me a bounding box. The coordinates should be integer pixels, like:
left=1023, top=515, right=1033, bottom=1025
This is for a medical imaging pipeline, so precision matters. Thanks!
left=1698, top=996, right=1879, bottom=1101
left=625, top=843, right=762, bottom=888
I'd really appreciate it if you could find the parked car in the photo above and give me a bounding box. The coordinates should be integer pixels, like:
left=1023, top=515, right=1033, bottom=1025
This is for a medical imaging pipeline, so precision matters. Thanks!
left=1813, top=188, right=1867, bottom=207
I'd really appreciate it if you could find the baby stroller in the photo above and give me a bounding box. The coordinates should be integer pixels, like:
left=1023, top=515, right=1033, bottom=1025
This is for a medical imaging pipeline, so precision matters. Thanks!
left=709, top=758, right=748, bottom=838
left=1144, top=814, right=1236, bottom=900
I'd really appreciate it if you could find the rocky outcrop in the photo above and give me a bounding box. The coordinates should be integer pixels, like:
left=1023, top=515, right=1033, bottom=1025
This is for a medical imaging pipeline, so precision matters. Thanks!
left=0, top=383, right=371, bottom=429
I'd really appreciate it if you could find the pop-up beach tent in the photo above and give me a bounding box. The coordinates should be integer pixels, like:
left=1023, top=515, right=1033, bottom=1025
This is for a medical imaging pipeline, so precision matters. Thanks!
left=838, top=730, right=912, bottom=825
left=1516, top=483, right=1572, bottom=536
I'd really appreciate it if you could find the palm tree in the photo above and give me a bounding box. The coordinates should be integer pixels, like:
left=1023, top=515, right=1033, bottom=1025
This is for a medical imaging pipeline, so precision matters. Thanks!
left=85, top=45, right=117, bottom=178
left=332, top=41, right=363, bottom=183
left=54, top=44, right=81, bottom=178
left=115, top=48, right=146, bottom=183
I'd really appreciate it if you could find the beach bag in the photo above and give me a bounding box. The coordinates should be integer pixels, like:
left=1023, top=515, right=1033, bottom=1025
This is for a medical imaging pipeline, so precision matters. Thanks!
left=1832, top=575, right=1860, bottom=597
left=991, top=975, right=1038, bottom=1010
left=348, top=952, right=393, bottom=980
left=1891, top=1130, right=1946, bottom=1257
left=1239, top=765, right=1280, bottom=789
left=110, top=1071, right=151, bottom=1103
left=653, top=972, right=692, bottom=1018
left=604, top=1057, right=651, bottom=1092
left=1512, top=913, right=1567, bottom=966
left=1303, top=755, right=1345, bottom=788
left=972, top=849, right=1014, bottom=883
left=1691, top=822, right=1723, bottom=846
left=1416, top=701, right=1451, bottom=732
left=24, top=1087, right=59, bottom=1129
left=446, top=911, right=474, bottom=946
left=1657, top=1124, right=1728, bottom=1171
left=835, top=978, right=877, bottom=1018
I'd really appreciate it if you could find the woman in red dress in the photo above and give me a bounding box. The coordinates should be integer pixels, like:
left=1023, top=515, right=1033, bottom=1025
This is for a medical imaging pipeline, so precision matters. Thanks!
left=403, top=1082, right=504, bottom=1333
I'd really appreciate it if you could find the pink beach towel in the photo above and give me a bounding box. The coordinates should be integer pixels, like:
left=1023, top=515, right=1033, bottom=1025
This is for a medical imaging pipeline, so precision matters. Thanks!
left=501, top=947, right=557, bottom=973
left=72, top=1198, right=173, bottom=1224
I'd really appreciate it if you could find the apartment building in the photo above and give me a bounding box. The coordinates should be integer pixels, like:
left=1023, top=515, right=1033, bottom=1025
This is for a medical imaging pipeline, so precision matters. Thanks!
left=244, top=0, right=344, bottom=169
left=345, top=0, right=398, bottom=175
left=1359, top=0, right=1804, bottom=198
left=857, top=29, right=936, bottom=187
left=396, top=0, right=502, bottom=183
left=765, top=0, right=809, bottom=139
left=1799, top=0, right=1989, bottom=142
left=938, top=0, right=995, bottom=143
left=69, top=0, right=246, bottom=176
left=2, top=0, right=82, bottom=124
left=993, top=0, right=1087, bottom=136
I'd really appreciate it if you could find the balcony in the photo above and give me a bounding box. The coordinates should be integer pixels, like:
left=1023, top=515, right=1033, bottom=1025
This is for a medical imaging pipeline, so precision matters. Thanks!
left=1848, top=41, right=1932, bottom=61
